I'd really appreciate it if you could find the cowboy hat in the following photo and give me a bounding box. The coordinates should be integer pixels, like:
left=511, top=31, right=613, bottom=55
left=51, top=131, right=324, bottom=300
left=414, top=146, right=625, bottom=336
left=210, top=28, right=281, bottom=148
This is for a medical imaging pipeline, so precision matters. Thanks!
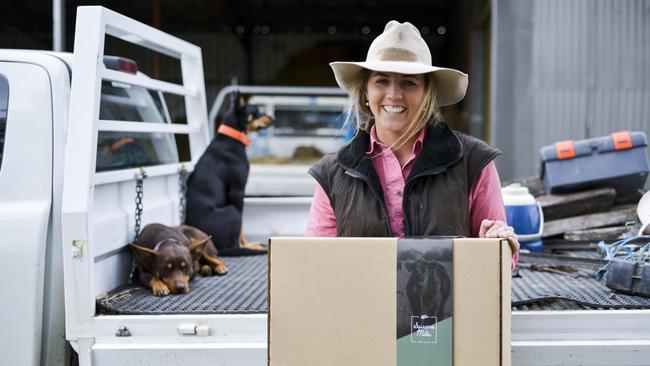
left=330, top=21, right=468, bottom=107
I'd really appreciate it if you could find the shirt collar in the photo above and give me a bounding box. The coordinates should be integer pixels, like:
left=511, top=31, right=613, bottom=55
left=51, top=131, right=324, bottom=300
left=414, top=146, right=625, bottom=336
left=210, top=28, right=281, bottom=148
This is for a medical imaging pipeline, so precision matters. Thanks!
left=366, top=125, right=426, bottom=156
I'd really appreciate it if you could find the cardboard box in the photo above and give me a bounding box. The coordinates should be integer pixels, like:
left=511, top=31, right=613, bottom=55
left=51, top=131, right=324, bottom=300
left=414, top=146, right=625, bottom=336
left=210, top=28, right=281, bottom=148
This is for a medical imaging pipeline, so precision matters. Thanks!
left=268, top=237, right=511, bottom=366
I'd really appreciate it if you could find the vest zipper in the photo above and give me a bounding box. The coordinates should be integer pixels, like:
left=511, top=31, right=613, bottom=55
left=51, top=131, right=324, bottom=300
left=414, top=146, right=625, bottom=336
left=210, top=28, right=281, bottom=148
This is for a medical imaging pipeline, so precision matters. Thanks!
left=411, top=190, right=421, bottom=235
left=345, top=169, right=394, bottom=236
left=403, top=167, right=446, bottom=236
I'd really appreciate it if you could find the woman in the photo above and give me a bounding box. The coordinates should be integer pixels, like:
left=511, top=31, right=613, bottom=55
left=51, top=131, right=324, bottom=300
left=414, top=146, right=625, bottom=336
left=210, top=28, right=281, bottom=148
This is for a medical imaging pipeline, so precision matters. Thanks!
left=305, top=20, right=519, bottom=267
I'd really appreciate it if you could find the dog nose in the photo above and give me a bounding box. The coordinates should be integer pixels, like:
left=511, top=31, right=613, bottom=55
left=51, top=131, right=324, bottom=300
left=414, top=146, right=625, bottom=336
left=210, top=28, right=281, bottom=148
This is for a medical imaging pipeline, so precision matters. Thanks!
left=176, top=282, right=185, bottom=292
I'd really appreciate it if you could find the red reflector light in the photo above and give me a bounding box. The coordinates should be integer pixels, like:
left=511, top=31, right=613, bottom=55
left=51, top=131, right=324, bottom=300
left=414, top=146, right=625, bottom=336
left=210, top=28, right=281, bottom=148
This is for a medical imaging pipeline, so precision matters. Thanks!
left=117, top=59, right=138, bottom=74
left=103, top=56, right=138, bottom=74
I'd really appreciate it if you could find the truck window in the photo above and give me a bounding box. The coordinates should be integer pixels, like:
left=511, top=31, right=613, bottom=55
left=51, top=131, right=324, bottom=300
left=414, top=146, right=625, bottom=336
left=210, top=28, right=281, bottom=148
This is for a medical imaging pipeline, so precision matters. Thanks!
left=99, top=81, right=166, bottom=123
left=96, top=81, right=179, bottom=172
left=273, top=106, right=345, bottom=137
left=0, top=74, right=8, bottom=170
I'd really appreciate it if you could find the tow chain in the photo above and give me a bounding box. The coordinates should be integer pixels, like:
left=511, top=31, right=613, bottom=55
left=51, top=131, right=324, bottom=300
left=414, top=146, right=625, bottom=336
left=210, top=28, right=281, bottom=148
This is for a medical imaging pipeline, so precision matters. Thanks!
left=179, top=165, right=188, bottom=225
left=133, top=168, right=147, bottom=242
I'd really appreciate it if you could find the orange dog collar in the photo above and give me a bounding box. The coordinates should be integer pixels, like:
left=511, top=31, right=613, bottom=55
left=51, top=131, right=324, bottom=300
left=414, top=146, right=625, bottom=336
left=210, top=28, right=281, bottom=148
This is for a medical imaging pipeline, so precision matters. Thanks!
left=218, top=124, right=250, bottom=146
left=106, top=137, right=134, bottom=155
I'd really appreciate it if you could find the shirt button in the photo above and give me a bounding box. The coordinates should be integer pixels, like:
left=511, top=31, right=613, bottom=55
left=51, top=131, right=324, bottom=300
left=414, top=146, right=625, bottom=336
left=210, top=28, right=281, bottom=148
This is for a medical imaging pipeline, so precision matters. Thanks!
left=396, top=191, right=403, bottom=197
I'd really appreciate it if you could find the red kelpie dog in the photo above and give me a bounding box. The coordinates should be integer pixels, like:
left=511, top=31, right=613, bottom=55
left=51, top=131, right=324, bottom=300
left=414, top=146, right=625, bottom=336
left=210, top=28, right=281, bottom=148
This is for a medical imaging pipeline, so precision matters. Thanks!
left=185, top=91, right=272, bottom=255
left=130, top=223, right=228, bottom=296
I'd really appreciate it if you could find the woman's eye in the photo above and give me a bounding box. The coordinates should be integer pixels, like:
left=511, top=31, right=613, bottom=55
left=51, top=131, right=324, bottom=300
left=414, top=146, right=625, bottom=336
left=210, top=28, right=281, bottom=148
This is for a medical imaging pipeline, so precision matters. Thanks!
left=403, top=80, right=417, bottom=87
left=376, top=78, right=389, bottom=85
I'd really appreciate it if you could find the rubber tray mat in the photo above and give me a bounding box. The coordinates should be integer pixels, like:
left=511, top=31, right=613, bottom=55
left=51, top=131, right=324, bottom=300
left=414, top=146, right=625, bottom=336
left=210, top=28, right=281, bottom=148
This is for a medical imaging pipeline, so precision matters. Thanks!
left=97, top=255, right=267, bottom=315
left=513, top=298, right=593, bottom=311
left=512, top=253, right=650, bottom=310
left=97, top=251, right=650, bottom=314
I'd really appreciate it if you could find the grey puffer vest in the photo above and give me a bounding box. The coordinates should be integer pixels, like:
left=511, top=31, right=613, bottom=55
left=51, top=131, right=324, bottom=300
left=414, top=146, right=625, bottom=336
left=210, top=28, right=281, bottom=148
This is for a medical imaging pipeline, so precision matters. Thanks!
left=308, top=122, right=501, bottom=237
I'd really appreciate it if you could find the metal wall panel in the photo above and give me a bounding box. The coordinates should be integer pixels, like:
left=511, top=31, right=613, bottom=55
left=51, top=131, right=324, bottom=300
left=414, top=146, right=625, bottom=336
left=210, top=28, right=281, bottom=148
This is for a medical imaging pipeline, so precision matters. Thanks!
left=493, top=0, right=650, bottom=181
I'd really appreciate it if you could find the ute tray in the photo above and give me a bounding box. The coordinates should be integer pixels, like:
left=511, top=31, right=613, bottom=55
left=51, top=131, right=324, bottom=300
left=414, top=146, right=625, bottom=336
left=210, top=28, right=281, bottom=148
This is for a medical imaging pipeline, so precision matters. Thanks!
left=512, top=251, right=650, bottom=310
left=97, top=250, right=650, bottom=315
left=97, top=255, right=267, bottom=315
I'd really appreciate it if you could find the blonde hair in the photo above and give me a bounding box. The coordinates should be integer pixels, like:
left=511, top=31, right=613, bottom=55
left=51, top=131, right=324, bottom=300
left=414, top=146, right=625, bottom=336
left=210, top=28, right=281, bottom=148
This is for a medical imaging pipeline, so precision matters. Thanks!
left=342, top=70, right=441, bottom=151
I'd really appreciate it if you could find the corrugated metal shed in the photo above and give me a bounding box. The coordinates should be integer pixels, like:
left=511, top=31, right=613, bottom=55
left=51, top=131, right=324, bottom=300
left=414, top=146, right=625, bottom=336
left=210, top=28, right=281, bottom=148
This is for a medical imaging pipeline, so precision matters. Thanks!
left=492, top=0, right=650, bottom=181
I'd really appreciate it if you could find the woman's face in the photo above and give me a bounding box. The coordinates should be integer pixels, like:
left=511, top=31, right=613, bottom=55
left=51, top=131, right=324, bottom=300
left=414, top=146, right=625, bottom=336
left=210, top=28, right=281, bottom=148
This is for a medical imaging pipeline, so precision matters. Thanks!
left=366, top=71, right=426, bottom=143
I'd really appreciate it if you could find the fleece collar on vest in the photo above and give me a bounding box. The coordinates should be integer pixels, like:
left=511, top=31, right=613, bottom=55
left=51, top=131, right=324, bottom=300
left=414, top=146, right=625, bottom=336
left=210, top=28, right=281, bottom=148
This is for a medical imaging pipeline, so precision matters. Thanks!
left=338, top=122, right=463, bottom=174
left=336, top=121, right=464, bottom=204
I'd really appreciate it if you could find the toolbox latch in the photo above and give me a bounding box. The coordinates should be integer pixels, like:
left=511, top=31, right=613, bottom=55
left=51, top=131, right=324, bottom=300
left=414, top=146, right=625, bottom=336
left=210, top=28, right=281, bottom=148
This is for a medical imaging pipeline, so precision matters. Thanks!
left=554, top=140, right=576, bottom=160
left=611, top=131, right=633, bottom=150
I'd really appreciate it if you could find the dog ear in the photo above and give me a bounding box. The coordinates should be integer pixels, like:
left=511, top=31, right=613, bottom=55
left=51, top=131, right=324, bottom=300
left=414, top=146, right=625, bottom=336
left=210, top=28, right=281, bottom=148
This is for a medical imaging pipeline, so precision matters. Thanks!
left=237, top=94, right=246, bottom=110
left=227, top=91, right=245, bottom=112
left=189, top=237, right=210, bottom=261
left=129, top=244, right=157, bottom=270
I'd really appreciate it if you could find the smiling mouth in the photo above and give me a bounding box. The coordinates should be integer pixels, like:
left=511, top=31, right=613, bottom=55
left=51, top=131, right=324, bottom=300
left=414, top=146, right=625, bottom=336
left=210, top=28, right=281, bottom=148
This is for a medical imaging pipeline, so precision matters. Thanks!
left=382, top=106, right=406, bottom=115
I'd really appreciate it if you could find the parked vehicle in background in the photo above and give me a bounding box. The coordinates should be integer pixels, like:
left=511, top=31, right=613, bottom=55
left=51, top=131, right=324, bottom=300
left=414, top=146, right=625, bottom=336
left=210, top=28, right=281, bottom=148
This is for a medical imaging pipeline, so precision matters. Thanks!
left=209, top=85, right=350, bottom=161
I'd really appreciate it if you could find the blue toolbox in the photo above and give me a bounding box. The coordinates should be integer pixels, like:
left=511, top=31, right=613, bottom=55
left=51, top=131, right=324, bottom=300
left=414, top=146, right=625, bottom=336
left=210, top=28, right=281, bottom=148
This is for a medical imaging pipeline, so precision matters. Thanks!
left=540, top=131, right=649, bottom=194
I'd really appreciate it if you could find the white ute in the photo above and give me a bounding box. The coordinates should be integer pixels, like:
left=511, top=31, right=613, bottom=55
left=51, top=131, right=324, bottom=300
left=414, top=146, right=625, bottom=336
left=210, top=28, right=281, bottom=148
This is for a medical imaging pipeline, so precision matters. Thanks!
left=0, top=5, right=649, bottom=366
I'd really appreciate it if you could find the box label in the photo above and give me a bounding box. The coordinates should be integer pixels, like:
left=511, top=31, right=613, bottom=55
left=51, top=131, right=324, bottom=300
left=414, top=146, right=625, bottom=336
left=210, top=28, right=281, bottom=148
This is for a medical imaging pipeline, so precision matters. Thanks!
left=397, top=238, right=453, bottom=365
left=410, top=315, right=437, bottom=343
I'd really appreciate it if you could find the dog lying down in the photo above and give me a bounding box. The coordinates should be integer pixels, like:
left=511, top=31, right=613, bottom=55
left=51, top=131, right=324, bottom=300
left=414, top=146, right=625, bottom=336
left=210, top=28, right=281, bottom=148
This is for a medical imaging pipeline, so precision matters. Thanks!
left=130, top=223, right=228, bottom=296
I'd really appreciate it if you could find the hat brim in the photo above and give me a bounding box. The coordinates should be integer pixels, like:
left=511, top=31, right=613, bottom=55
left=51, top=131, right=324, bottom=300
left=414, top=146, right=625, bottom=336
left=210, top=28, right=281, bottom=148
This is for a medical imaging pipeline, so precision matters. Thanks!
left=330, top=61, right=468, bottom=107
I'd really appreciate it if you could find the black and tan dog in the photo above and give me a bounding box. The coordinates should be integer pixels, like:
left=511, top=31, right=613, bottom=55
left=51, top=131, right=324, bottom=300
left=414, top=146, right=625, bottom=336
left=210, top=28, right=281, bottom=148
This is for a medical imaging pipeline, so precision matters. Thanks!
left=130, top=223, right=228, bottom=296
left=185, top=91, right=272, bottom=256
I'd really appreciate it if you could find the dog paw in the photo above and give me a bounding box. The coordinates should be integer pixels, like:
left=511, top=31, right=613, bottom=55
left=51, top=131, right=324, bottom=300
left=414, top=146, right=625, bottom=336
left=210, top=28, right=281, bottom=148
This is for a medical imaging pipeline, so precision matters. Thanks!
left=214, top=263, right=229, bottom=275
left=152, top=282, right=170, bottom=296
left=152, top=286, right=169, bottom=296
left=200, top=264, right=213, bottom=277
left=242, top=241, right=266, bottom=251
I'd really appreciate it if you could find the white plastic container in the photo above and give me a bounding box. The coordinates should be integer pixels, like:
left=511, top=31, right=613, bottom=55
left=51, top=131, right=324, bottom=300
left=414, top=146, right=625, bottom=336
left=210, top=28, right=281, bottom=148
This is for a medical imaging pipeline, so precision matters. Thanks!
left=501, top=184, right=544, bottom=252
left=638, top=191, right=650, bottom=235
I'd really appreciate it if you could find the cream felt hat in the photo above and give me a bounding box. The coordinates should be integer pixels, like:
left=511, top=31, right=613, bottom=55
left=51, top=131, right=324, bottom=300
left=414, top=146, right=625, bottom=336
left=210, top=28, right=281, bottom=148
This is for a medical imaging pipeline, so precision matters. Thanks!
left=330, top=20, right=468, bottom=107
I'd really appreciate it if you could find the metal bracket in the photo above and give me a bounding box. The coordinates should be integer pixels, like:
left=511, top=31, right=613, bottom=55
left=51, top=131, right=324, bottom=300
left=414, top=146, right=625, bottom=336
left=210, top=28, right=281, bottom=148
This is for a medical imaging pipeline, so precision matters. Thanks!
left=115, top=326, right=131, bottom=337
left=72, top=240, right=85, bottom=258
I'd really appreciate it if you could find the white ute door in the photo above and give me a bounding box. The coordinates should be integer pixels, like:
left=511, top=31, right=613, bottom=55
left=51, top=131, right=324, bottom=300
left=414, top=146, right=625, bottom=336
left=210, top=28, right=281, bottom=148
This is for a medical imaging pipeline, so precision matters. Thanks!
left=0, top=62, right=53, bottom=366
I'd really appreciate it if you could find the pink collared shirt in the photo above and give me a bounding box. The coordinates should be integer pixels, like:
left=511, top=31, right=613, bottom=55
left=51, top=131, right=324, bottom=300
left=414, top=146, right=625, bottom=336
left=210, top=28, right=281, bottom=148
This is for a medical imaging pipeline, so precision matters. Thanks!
left=306, top=126, right=518, bottom=268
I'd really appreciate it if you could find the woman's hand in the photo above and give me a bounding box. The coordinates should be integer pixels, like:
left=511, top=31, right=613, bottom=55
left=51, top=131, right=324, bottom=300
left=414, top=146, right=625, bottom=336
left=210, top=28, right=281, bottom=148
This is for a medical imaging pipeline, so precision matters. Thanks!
left=479, top=219, right=520, bottom=256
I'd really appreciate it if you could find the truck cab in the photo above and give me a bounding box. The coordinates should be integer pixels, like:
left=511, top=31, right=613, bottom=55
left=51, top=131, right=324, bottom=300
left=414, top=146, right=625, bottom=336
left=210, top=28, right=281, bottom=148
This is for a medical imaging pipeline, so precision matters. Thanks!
left=0, top=50, right=67, bottom=366
left=0, top=7, right=260, bottom=365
